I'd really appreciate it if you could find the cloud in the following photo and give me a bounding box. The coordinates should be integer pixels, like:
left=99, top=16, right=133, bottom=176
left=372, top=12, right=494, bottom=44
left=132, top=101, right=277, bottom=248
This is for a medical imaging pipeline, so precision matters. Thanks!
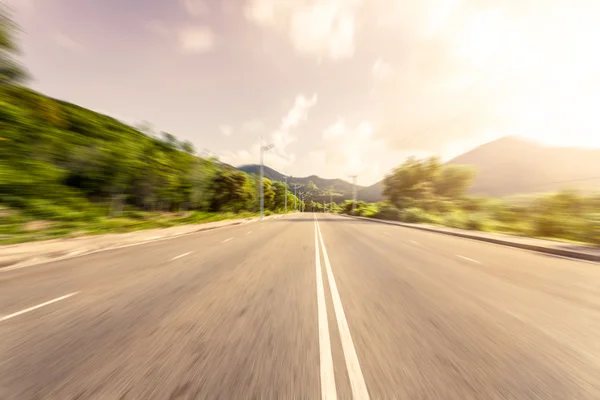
left=245, top=0, right=361, bottom=60
left=182, top=0, right=210, bottom=17
left=273, top=94, right=318, bottom=158
left=372, top=58, right=392, bottom=80
left=178, top=26, right=215, bottom=53
left=219, top=124, right=233, bottom=137
left=220, top=93, right=318, bottom=170
left=306, top=120, right=386, bottom=183
left=53, top=33, right=88, bottom=55
left=370, top=0, right=600, bottom=153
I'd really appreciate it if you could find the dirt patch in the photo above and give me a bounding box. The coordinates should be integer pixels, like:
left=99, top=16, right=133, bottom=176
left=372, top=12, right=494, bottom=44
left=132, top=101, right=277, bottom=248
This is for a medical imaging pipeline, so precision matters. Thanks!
left=21, top=221, right=54, bottom=232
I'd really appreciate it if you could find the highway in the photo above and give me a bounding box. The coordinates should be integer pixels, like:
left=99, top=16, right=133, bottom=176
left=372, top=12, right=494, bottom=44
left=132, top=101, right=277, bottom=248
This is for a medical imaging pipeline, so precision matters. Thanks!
left=1, top=213, right=599, bottom=399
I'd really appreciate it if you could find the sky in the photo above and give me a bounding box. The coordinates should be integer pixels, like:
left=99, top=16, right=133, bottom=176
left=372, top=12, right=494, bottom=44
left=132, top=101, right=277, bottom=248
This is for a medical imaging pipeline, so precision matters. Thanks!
left=5, top=0, right=600, bottom=185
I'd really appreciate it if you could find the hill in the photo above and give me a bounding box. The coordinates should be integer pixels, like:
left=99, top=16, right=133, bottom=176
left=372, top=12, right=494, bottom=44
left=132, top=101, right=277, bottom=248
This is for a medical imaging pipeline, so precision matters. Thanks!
left=446, top=136, right=600, bottom=197
left=357, top=181, right=384, bottom=203
left=237, top=164, right=364, bottom=201
left=1, top=84, right=309, bottom=221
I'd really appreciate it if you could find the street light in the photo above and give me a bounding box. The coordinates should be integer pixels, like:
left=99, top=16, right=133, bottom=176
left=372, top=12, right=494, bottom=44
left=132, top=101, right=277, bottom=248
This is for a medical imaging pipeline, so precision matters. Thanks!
left=260, top=143, right=274, bottom=220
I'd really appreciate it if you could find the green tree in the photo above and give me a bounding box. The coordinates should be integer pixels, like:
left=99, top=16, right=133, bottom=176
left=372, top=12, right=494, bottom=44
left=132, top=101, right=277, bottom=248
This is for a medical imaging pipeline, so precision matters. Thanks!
left=208, top=169, right=252, bottom=213
left=272, top=181, right=287, bottom=211
left=383, top=157, right=475, bottom=209
left=1, top=6, right=29, bottom=85
left=434, top=165, right=476, bottom=198
left=262, top=178, right=276, bottom=211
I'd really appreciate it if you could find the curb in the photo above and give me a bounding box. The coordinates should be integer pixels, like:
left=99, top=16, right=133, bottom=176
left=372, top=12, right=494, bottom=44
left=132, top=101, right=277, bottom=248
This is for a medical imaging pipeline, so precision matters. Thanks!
left=342, top=214, right=600, bottom=263
left=0, top=214, right=285, bottom=271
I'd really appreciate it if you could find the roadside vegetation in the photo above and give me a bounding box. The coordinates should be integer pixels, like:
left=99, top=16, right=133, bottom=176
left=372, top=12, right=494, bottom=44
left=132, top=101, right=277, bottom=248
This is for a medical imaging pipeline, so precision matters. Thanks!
left=2, top=8, right=598, bottom=247
left=335, top=157, right=600, bottom=247
left=0, top=8, right=301, bottom=244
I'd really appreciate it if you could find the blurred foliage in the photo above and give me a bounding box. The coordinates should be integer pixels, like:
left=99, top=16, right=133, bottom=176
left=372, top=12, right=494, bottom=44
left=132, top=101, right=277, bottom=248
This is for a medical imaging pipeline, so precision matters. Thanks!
left=0, top=7, right=305, bottom=244
left=0, top=83, right=303, bottom=217
left=1, top=5, right=29, bottom=85
left=336, top=156, right=600, bottom=247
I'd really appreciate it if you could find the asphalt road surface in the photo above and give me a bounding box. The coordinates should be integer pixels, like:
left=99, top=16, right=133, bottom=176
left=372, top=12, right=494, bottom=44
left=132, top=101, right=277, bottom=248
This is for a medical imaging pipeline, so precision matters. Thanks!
left=1, top=213, right=600, bottom=399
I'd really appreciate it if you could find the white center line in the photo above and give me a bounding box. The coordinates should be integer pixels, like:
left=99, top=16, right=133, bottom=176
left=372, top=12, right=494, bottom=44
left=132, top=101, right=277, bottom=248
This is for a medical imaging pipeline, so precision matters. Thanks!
left=314, top=216, right=337, bottom=400
left=0, top=292, right=80, bottom=322
left=171, top=251, right=193, bottom=261
left=409, top=240, right=419, bottom=245
left=222, top=237, right=234, bottom=243
left=246, top=231, right=252, bottom=235
left=316, top=216, right=370, bottom=400
left=456, top=254, right=481, bottom=264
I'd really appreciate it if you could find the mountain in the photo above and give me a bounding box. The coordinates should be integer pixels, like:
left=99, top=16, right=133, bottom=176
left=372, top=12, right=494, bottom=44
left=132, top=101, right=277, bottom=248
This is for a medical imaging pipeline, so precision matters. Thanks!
left=238, top=136, right=600, bottom=202
left=237, top=164, right=364, bottom=201
left=358, top=181, right=384, bottom=203
left=446, top=136, right=600, bottom=196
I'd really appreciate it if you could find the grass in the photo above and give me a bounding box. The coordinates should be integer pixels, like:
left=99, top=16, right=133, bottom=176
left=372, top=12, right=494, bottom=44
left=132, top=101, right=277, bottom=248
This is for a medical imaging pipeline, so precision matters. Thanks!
left=343, top=202, right=600, bottom=248
left=0, top=207, right=262, bottom=245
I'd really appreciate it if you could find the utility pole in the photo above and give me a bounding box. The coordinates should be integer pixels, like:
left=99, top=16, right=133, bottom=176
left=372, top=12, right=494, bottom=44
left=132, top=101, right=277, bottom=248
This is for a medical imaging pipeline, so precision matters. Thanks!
left=349, top=175, right=358, bottom=214
left=260, top=140, right=274, bottom=220
left=284, top=175, right=288, bottom=214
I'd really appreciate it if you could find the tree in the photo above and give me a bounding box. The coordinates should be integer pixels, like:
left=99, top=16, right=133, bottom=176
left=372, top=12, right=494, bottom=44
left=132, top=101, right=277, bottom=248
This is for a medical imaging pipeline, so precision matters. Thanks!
left=180, top=140, right=195, bottom=155
left=1, top=6, right=29, bottom=85
left=383, top=157, right=475, bottom=209
left=207, top=169, right=253, bottom=213
left=434, top=165, right=476, bottom=198
left=272, top=181, right=287, bottom=211
left=262, top=178, right=275, bottom=211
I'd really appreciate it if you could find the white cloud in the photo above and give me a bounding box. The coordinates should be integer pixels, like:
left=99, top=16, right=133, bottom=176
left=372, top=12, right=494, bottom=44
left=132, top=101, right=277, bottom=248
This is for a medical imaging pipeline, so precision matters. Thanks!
left=178, top=26, right=215, bottom=53
left=281, top=94, right=318, bottom=130
left=182, top=0, right=210, bottom=17
left=245, top=0, right=361, bottom=60
left=299, top=119, right=423, bottom=184
left=370, top=0, right=600, bottom=154
left=372, top=58, right=392, bottom=80
left=272, top=94, right=318, bottom=162
left=220, top=93, right=318, bottom=171
left=219, top=124, right=233, bottom=137
left=53, top=33, right=88, bottom=55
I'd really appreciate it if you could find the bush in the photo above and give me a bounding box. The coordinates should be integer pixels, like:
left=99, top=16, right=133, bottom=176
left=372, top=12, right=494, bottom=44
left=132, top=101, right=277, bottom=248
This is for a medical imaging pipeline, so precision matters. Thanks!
left=460, top=196, right=488, bottom=212
left=587, top=215, right=600, bottom=246
left=399, top=207, right=433, bottom=223
left=464, top=213, right=490, bottom=231
left=357, top=205, right=377, bottom=217
left=374, top=204, right=401, bottom=221
left=122, top=210, right=148, bottom=220
left=443, top=210, right=468, bottom=229
left=432, top=198, right=457, bottom=213
left=532, top=213, right=566, bottom=238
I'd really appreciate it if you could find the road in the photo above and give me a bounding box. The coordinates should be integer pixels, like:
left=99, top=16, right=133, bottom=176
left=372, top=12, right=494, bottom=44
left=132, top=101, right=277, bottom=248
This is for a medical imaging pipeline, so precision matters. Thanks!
left=1, top=213, right=600, bottom=399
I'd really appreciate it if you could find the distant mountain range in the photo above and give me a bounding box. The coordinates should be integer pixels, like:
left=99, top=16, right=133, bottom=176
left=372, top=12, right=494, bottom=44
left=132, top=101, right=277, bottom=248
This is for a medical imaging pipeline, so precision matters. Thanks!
left=237, top=165, right=362, bottom=202
left=447, top=136, right=600, bottom=197
left=237, top=136, right=600, bottom=201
